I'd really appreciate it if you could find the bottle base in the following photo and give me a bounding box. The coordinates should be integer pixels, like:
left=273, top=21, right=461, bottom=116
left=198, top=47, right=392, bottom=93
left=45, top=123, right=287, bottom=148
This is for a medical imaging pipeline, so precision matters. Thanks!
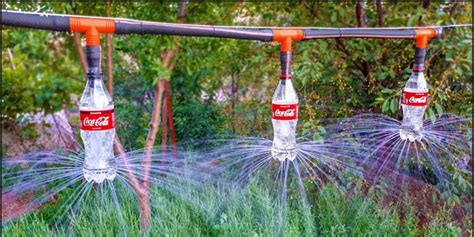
left=399, top=129, right=423, bottom=142
left=83, top=167, right=117, bottom=184
left=271, top=145, right=297, bottom=162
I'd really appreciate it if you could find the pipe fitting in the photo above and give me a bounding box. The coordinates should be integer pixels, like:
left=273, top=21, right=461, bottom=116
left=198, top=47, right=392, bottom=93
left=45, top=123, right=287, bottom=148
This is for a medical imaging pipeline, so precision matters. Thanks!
left=415, top=28, right=437, bottom=48
left=70, top=17, right=115, bottom=46
left=272, top=29, right=304, bottom=52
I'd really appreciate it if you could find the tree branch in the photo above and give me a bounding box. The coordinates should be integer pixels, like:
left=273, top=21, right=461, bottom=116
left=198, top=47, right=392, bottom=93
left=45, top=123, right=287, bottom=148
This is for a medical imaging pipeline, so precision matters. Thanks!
left=139, top=40, right=177, bottom=233
left=164, top=80, right=177, bottom=158
left=143, top=78, right=165, bottom=181
left=355, top=0, right=366, bottom=27
left=6, top=48, right=16, bottom=70
left=376, top=0, right=384, bottom=27
left=105, top=0, right=114, bottom=96
left=334, top=39, right=366, bottom=77
left=140, top=79, right=164, bottom=230
left=161, top=86, right=168, bottom=154
left=303, top=1, right=319, bottom=19
left=178, top=0, right=188, bottom=19
left=231, top=74, right=237, bottom=135
left=422, top=0, right=431, bottom=9
left=111, top=137, right=144, bottom=209
left=449, top=1, right=460, bottom=17
left=73, top=33, right=87, bottom=76
left=138, top=2, right=185, bottom=230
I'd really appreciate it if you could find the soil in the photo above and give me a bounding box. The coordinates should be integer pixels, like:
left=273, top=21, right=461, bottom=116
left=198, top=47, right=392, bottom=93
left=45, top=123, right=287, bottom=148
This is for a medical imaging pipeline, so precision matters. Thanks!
left=2, top=109, right=80, bottom=221
left=1, top=192, right=39, bottom=221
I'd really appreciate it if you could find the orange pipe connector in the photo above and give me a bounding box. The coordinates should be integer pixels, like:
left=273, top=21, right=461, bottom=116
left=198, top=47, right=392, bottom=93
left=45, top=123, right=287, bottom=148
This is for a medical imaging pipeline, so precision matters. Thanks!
left=272, top=29, right=304, bottom=52
left=415, top=28, right=436, bottom=49
left=70, top=18, right=115, bottom=46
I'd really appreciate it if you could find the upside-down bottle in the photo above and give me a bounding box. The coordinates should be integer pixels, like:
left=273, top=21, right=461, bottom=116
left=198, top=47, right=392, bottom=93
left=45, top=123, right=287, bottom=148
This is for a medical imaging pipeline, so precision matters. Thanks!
left=399, top=47, right=429, bottom=142
left=79, top=46, right=116, bottom=183
left=271, top=51, right=298, bottom=162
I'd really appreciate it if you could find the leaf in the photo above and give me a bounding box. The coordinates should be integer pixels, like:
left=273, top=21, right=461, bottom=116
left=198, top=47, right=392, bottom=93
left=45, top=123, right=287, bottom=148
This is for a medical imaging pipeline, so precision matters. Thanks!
left=319, top=41, right=328, bottom=51
left=330, top=12, right=337, bottom=22
left=382, top=99, right=389, bottom=113
left=317, top=126, right=326, bottom=134
left=312, top=134, right=324, bottom=142
left=428, top=108, right=436, bottom=124
left=378, top=72, right=388, bottom=80
left=381, top=88, right=392, bottom=94
left=375, top=97, right=385, bottom=103
left=435, top=103, right=443, bottom=116
left=453, top=195, right=461, bottom=204
left=407, top=15, right=418, bottom=27
left=390, top=98, right=398, bottom=114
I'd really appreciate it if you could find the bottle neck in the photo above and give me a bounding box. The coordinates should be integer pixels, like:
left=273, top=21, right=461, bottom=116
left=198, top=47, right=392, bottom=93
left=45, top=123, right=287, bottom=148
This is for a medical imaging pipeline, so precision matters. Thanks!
left=412, top=47, right=426, bottom=73
left=86, top=45, right=103, bottom=80
left=411, top=70, right=425, bottom=77
left=279, top=78, right=296, bottom=86
left=86, top=69, right=104, bottom=90
left=280, top=51, right=293, bottom=80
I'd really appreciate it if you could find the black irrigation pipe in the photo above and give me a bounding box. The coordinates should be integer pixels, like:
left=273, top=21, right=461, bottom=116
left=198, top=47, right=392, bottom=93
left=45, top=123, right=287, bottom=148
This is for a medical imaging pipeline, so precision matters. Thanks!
left=2, top=10, right=471, bottom=41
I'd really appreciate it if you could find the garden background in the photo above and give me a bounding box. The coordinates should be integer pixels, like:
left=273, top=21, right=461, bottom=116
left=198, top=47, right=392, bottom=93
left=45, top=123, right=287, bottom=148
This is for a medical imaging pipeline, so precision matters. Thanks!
left=2, top=2, right=472, bottom=236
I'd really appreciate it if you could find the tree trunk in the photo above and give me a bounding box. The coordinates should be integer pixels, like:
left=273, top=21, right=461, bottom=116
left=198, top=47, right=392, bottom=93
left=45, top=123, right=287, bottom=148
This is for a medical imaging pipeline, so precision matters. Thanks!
left=422, top=0, right=431, bottom=9
left=105, top=0, right=114, bottom=96
left=137, top=2, right=186, bottom=230
left=141, top=79, right=165, bottom=231
left=376, top=0, right=384, bottom=27
left=164, top=80, right=177, bottom=159
left=140, top=50, right=174, bottom=229
left=178, top=0, right=187, bottom=19
left=231, top=74, right=236, bottom=135
left=114, top=136, right=143, bottom=196
left=354, top=2, right=371, bottom=96
left=73, top=32, right=87, bottom=76
left=449, top=2, right=460, bottom=17
left=355, top=0, right=366, bottom=27
left=138, top=192, right=151, bottom=232
left=162, top=88, right=168, bottom=154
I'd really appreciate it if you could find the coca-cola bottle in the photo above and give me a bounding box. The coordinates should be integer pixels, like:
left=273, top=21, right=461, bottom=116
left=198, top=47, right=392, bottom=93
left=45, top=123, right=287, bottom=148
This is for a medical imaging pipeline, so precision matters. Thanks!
left=80, top=46, right=116, bottom=183
left=400, top=47, right=429, bottom=142
left=271, top=51, right=298, bottom=162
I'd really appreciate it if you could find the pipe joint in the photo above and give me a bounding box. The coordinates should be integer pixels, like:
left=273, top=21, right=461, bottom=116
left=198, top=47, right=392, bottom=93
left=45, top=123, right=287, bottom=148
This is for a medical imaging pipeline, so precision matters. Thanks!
left=70, top=17, right=115, bottom=46
left=415, top=28, right=437, bottom=48
left=273, top=29, right=304, bottom=52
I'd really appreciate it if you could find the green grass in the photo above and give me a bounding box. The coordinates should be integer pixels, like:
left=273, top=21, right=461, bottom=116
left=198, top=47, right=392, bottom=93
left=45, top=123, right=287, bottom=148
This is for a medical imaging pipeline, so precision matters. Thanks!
left=2, top=180, right=464, bottom=237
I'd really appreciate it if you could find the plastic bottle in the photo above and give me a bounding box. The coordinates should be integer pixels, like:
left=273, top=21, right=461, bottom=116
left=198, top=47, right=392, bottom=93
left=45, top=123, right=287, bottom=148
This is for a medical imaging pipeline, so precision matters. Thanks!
left=271, top=51, right=298, bottom=161
left=79, top=46, right=116, bottom=183
left=400, top=48, right=429, bottom=142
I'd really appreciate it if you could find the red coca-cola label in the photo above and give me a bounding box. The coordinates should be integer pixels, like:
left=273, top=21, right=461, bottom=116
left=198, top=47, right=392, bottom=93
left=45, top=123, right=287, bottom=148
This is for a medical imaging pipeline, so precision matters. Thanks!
left=401, top=90, right=429, bottom=106
left=272, top=104, right=298, bottom=120
left=80, top=109, right=115, bottom=131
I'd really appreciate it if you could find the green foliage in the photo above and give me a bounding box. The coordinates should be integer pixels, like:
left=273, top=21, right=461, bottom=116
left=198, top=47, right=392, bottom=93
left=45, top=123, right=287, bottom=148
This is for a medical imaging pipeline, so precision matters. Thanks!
left=173, top=100, right=225, bottom=142
left=2, top=2, right=471, bottom=147
left=1, top=182, right=465, bottom=236
left=1, top=3, right=471, bottom=234
left=439, top=169, right=473, bottom=206
left=1, top=29, right=82, bottom=121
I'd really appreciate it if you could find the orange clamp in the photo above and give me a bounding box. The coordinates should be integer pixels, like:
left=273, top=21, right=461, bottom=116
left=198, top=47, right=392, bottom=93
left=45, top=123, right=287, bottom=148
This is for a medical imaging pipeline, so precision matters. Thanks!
left=272, top=29, right=304, bottom=52
left=415, top=28, right=436, bottom=48
left=70, top=17, right=115, bottom=46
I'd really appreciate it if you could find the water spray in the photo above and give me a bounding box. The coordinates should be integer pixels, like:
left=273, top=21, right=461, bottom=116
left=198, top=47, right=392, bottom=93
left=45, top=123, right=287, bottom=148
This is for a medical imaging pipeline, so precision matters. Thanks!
left=399, top=29, right=438, bottom=142
left=270, top=30, right=303, bottom=162
left=73, top=18, right=117, bottom=183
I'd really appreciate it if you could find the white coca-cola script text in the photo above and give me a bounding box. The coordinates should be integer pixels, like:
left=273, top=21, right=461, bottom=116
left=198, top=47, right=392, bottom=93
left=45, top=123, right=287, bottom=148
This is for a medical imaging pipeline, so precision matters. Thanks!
left=83, top=116, right=110, bottom=127
left=274, top=109, right=296, bottom=117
